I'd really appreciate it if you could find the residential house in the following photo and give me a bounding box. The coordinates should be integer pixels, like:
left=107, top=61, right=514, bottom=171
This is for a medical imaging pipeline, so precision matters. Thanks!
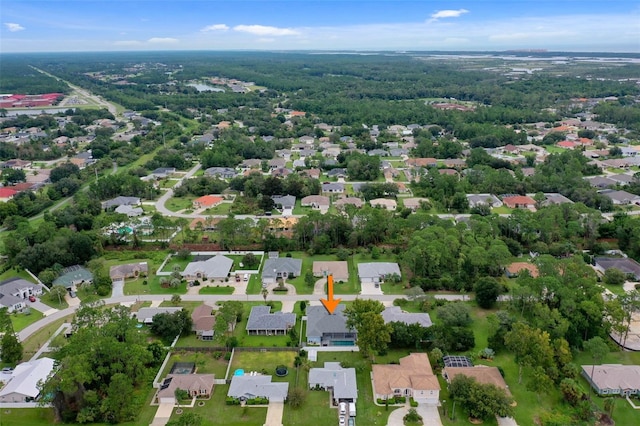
left=1, top=159, right=32, bottom=169
left=308, top=362, right=358, bottom=404
left=301, top=195, right=330, bottom=210
left=334, top=197, right=363, bottom=209
left=368, top=149, right=388, bottom=157
left=581, top=365, right=640, bottom=396
left=271, top=167, right=293, bottom=178
left=326, top=168, right=347, bottom=179
left=300, top=168, right=321, bottom=179
left=299, top=135, right=315, bottom=144
left=0, top=357, right=56, bottom=402
left=370, top=198, right=397, bottom=211
left=0, top=187, right=17, bottom=202
left=204, top=167, right=236, bottom=179
left=192, top=195, right=224, bottom=210
left=443, top=366, right=511, bottom=396
left=262, top=257, right=302, bottom=285
left=594, top=257, right=640, bottom=281
left=407, top=158, right=437, bottom=168
left=381, top=306, right=432, bottom=327
left=109, top=262, right=148, bottom=281
left=182, top=254, right=233, bottom=281
left=151, top=167, right=176, bottom=178
left=321, top=182, right=345, bottom=194
left=156, top=374, right=215, bottom=404
left=189, top=217, right=221, bottom=231
left=401, top=198, right=429, bottom=212
left=292, top=159, right=306, bottom=168
left=607, top=173, right=635, bottom=186
left=53, top=265, right=93, bottom=290
left=601, top=158, right=631, bottom=169
left=443, top=159, right=467, bottom=169
left=228, top=374, right=289, bottom=402
left=312, top=261, right=349, bottom=282
left=587, top=175, right=617, bottom=189
left=502, top=195, right=536, bottom=210
left=542, top=193, right=574, bottom=206
left=271, top=195, right=296, bottom=215
left=245, top=305, right=296, bottom=335
left=372, top=353, right=440, bottom=404
left=0, top=278, right=45, bottom=313
left=466, top=194, right=502, bottom=208
left=267, top=158, right=286, bottom=169
left=135, top=307, right=182, bottom=324
left=240, top=159, right=262, bottom=169
left=115, top=204, right=144, bottom=217
left=505, top=262, right=539, bottom=278
left=598, top=189, right=640, bottom=205
left=306, top=305, right=356, bottom=346
left=101, top=196, right=141, bottom=210
left=267, top=217, right=298, bottom=237
left=191, top=304, right=215, bottom=340
left=357, top=262, right=401, bottom=284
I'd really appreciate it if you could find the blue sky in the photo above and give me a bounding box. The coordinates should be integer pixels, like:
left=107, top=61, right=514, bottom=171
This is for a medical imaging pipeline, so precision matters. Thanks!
left=1, top=1, right=639, bottom=53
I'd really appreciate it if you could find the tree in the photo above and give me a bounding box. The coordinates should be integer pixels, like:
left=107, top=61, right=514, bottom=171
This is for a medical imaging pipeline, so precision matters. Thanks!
left=603, top=268, right=626, bottom=285
left=242, top=252, right=260, bottom=269
left=47, top=285, right=67, bottom=306
left=171, top=294, right=182, bottom=306
left=436, top=302, right=472, bottom=327
left=344, top=299, right=389, bottom=358
left=474, top=277, right=501, bottom=309
left=304, top=271, right=315, bottom=287
left=560, top=378, right=586, bottom=406
left=288, top=387, right=307, bottom=409
left=167, top=412, right=203, bottom=426
left=504, top=322, right=554, bottom=384
left=449, top=375, right=514, bottom=420
left=583, top=336, right=609, bottom=399
left=0, top=332, right=23, bottom=365
left=150, top=310, right=192, bottom=343
left=2, top=168, right=26, bottom=185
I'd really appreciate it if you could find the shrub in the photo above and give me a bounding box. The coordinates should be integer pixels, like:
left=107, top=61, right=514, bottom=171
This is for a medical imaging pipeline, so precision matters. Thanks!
left=223, top=352, right=232, bottom=361
left=403, top=408, right=422, bottom=424
left=410, top=398, right=418, bottom=407
left=226, top=397, right=240, bottom=405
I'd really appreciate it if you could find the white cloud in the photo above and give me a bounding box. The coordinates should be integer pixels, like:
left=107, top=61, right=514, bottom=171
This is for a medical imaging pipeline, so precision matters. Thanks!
left=430, top=9, right=469, bottom=20
left=233, top=25, right=299, bottom=36
left=147, top=37, right=179, bottom=44
left=5, top=23, right=25, bottom=32
left=256, top=38, right=275, bottom=43
left=201, top=24, right=229, bottom=32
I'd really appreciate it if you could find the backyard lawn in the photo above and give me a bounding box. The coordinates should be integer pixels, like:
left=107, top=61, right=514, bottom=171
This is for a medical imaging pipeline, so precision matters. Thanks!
left=160, top=349, right=230, bottom=379
left=229, top=350, right=298, bottom=384
left=165, top=195, right=195, bottom=212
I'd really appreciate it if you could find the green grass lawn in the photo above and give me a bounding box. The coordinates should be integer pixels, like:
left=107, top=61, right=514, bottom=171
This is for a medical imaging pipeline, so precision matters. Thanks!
left=0, top=408, right=57, bottom=425
left=230, top=350, right=298, bottom=384
left=167, top=384, right=268, bottom=426
left=160, top=350, right=230, bottom=379
left=165, top=196, right=195, bottom=212
left=202, top=202, right=232, bottom=215
left=10, top=308, right=44, bottom=332
left=246, top=273, right=263, bottom=295
left=491, top=206, right=514, bottom=214
left=283, top=252, right=362, bottom=295
left=198, top=285, right=235, bottom=295
left=20, top=315, right=73, bottom=362
left=159, top=253, right=193, bottom=273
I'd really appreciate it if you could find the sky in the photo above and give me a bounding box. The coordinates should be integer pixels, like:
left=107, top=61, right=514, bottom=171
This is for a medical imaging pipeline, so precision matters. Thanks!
left=1, top=0, right=639, bottom=53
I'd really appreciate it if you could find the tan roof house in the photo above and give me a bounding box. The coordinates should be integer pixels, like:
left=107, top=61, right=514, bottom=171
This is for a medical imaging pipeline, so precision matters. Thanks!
left=581, top=364, right=640, bottom=396
left=372, top=353, right=440, bottom=404
left=370, top=198, right=397, bottom=211
left=506, top=262, right=539, bottom=278
left=191, top=304, right=215, bottom=340
left=312, top=261, right=349, bottom=282
left=109, top=262, right=148, bottom=281
left=334, top=197, right=363, bottom=209
left=155, top=374, right=215, bottom=404
left=402, top=198, right=429, bottom=212
left=443, top=366, right=512, bottom=396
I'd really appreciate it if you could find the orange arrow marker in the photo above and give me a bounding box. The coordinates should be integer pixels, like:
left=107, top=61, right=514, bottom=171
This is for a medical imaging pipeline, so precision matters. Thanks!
left=321, top=274, right=341, bottom=314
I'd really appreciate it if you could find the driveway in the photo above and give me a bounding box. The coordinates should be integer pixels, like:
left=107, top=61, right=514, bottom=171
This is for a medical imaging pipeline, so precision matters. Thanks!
left=313, top=278, right=326, bottom=295
left=150, top=402, right=174, bottom=426
left=387, top=404, right=442, bottom=426
left=112, top=279, right=124, bottom=298
left=28, top=299, right=58, bottom=316
left=360, top=282, right=383, bottom=296
left=264, top=400, right=284, bottom=426
left=497, top=416, right=518, bottom=426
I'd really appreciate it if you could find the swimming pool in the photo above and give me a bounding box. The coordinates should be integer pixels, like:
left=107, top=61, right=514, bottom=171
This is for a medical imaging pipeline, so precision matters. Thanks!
left=234, top=369, right=245, bottom=376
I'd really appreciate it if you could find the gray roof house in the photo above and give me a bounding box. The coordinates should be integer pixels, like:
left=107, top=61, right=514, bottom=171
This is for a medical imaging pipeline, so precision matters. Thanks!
left=114, top=204, right=144, bottom=217
left=598, top=189, right=640, bottom=205
left=262, top=258, right=303, bottom=284
left=321, top=182, right=345, bottom=194
left=594, top=257, right=640, bottom=280
left=586, top=176, right=616, bottom=189
left=0, top=278, right=45, bottom=313
left=182, top=254, right=233, bottom=281
left=101, top=196, right=141, bottom=210
left=271, top=195, right=296, bottom=210
left=309, top=362, right=358, bottom=403
left=135, top=307, right=182, bottom=324
left=306, top=305, right=356, bottom=346
left=53, top=265, right=93, bottom=290
left=357, top=262, right=401, bottom=284
left=466, top=194, right=502, bottom=208
left=326, top=168, right=347, bottom=178
left=246, top=306, right=296, bottom=335
left=228, top=374, right=289, bottom=402
left=381, top=306, right=432, bottom=327
left=151, top=167, right=176, bottom=178
left=581, top=364, right=640, bottom=396
left=542, top=193, right=574, bottom=206
left=204, top=167, right=237, bottom=179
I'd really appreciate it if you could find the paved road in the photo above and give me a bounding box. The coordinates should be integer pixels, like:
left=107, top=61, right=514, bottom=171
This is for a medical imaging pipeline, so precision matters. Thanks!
left=154, top=163, right=202, bottom=217
left=18, top=293, right=467, bottom=342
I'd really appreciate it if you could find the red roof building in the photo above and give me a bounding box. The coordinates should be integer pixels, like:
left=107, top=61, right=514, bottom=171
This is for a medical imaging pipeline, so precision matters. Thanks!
left=0, top=188, right=18, bottom=200
left=502, top=195, right=536, bottom=210
left=192, top=195, right=224, bottom=209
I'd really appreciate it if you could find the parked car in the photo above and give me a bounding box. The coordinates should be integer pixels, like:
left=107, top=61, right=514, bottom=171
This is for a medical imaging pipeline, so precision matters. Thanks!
left=1, top=367, right=13, bottom=374
left=29, top=295, right=36, bottom=302
left=339, top=416, right=346, bottom=426
left=69, top=290, right=77, bottom=298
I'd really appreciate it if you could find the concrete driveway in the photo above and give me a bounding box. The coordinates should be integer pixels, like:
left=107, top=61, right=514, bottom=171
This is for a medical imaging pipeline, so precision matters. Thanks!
left=150, top=403, right=174, bottom=426
left=387, top=404, right=442, bottom=426
left=28, top=299, right=58, bottom=316
left=361, top=282, right=383, bottom=296
left=264, top=400, right=284, bottom=426
left=112, top=279, right=124, bottom=298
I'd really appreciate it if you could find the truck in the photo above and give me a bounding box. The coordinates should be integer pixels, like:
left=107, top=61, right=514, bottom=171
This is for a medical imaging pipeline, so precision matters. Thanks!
left=348, top=402, right=356, bottom=417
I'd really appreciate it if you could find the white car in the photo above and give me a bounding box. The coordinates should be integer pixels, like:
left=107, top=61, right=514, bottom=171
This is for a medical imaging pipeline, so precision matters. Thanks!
left=339, top=416, right=346, bottom=426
